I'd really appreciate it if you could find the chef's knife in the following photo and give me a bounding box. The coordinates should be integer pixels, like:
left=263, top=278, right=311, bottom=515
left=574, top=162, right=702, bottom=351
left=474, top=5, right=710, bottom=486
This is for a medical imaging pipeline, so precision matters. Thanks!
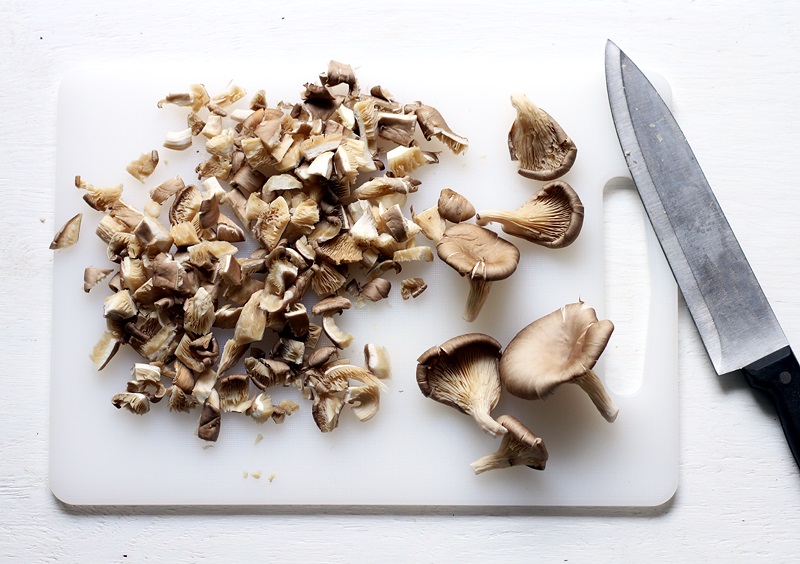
left=605, top=40, right=800, bottom=467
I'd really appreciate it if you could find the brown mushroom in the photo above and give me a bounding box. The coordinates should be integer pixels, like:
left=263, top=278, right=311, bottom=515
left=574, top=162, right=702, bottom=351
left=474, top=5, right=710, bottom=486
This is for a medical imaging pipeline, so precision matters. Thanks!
left=499, top=301, right=618, bottom=422
left=436, top=223, right=520, bottom=322
left=470, top=415, right=548, bottom=474
left=437, top=188, right=475, bottom=223
left=407, top=102, right=469, bottom=155
left=508, top=93, right=577, bottom=180
left=476, top=181, right=584, bottom=248
left=50, top=213, right=82, bottom=250
left=416, top=333, right=506, bottom=437
left=400, top=277, right=427, bottom=300
left=126, top=150, right=159, bottom=183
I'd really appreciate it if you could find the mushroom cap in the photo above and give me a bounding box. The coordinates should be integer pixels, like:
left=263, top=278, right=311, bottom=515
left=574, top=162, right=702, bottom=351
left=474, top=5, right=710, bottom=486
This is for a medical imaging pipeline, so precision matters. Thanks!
left=497, top=415, right=548, bottom=470
left=476, top=181, right=584, bottom=249
left=311, top=295, right=352, bottom=316
left=508, top=93, right=577, bottom=181
left=436, top=224, right=520, bottom=282
left=416, top=333, right=502, bottom=413
left=500, top=301, right=614, bottom=400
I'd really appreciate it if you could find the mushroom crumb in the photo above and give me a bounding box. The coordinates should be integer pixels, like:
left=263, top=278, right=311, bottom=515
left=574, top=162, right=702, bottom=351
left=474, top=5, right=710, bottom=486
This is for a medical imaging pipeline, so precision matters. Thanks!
left=67, top=60, right=464, bottom=443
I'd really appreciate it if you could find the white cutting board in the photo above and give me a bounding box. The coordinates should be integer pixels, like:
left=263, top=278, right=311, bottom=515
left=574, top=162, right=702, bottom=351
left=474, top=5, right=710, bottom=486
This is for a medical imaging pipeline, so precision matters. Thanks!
left=50, top=57, right=677, bottom=506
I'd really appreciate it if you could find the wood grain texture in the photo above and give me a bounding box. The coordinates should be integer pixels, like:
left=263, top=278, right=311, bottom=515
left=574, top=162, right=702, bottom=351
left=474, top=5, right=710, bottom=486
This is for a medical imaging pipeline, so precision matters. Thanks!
left=2, top=0, right=800, bottom=561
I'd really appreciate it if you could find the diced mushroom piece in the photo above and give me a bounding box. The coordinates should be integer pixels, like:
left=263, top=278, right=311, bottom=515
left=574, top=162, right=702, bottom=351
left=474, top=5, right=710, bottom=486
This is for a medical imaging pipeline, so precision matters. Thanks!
left=134, top=216, right=174, bottom=254
left=312, top=393, right=345, bottom=433
left=188, top=112, right=205, bottom=135
left=364, top=343, right=391, bottom=379
left=210, top=84, right=246, bottom=109
left=345, top=383, right=380, bottom=422
left=408, top=102, right=469, bottom=155
left=197, top=388, right=221, bottom=442
left=437, top=188, right=475, bottom=223
left=246, top=392, right=275, bottom=423
left=351, top=278, right=391, bottom=303
left=470, top=415, right=548, bottom=474
left=272, top=399, right=300, bottom=424
left=353, top=98, right=379, bottom=154
left=381, top=204, right=418, bottom=243
left=416, top=333, right=506, bottom=436
left=213, top=305, right=242, bottom=329
left=218, top=374, right=251, bottom=413
left=126, top=363, right=166, bottom=403
left=352, top=176, right=420, bottom=201
left=126, top=150, right=159, bottom=183
left=218, top=339, right=249, bottom=376
left=112, top=392, right=150, bottom=415
left=50, top=213, right=82, bottom=250
left=169, top=185, right=202, bottom=226
left=400, top=277, right=427, bottom=300
left=103, top=290, right=138, bottom=320
left=90, top=330, right=120, bottom=370
left=171, top=221, right=201, bottom=247
left=311, top=262, right=347, bottom=297
left=411, top=206, right=446, bottom=243
left=311, top=295, right=351, bottom=317
left=500, top=301, right=618, bottom=422
left=307, top=346, right=339, bottom=370
left=120, top=257, right=147, bottom=293
left=195, top=155, right=232, bottom=180
left=436, top=224, right=520, bottom=322
left=475, top=181, right=584, bottom=248
left=233, top=290, right=267, bottom=345
left=175, top=333, right=219, bottom=373
left=157, top=92, right=193, bottom=108
left=508, top=93, right=577, bottom=180
left=253, top=196, right=290, bottom=252
left=167, top=385, right=197, bottom=413
left=164, top=128, right=193, bottom=151
left=377, top=112, right=417, bottom=147
left=322, top=316, right=354, bottom=350
left=315, top=234, right=363, bottom=266
left=272, top=338, right=305, bottom=365
left=149, top=176, right=185, bottom=204
left=173, top=361, right=196, bottom=393
left=192, top=368, right=218, bottom=404
left=246, top=357, right=293, bottom=390
left=387, top=145, right=427, bottom=177
left=84, top=268, right=114, bottom=293
left=324, top=60, right=357, bottom=92
left=201, top=114, right=223, bottom=138
left=393, top=246, right=434, bottom=263
left=76, top=178, right=123, bottom=211
left=184, top=287, right=215, bottom=335
left=284, top=302, right=309, bottom=338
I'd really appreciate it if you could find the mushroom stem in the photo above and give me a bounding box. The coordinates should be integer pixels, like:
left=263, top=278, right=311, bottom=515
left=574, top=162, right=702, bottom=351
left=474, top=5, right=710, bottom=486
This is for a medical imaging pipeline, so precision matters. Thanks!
left=464, top=279, right=493, bottom=322
left=468, top=401, right=507, bottom=437
left=574, top=369, right=619, bottom=422
left=470, top=451, right=513, bottom=475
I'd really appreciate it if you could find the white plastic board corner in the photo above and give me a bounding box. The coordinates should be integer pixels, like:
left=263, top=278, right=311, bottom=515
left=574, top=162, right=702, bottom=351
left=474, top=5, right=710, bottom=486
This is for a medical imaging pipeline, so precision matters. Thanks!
left=50, top=57, right=677, bottom=506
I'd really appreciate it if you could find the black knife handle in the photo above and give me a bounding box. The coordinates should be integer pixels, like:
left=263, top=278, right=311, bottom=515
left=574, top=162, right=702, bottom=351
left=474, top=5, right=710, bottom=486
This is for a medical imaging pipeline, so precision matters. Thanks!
left=743, top=346, right=800, bottom=467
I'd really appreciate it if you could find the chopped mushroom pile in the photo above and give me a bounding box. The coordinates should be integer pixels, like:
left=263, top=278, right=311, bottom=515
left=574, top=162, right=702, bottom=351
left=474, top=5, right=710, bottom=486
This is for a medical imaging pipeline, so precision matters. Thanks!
left=53, top=62, right=617, bottom=481
left=59, top=60, right=471, bottom=441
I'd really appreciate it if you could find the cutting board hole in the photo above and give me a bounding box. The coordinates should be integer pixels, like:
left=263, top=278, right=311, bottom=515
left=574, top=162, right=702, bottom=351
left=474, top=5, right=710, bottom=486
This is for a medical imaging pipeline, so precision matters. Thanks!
left=603, top=177, right=649, bottom=396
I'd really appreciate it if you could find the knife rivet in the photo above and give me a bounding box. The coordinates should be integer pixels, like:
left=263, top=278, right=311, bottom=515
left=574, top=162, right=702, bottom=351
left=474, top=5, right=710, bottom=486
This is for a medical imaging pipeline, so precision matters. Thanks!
left=780, top=371, right=792, bottom=384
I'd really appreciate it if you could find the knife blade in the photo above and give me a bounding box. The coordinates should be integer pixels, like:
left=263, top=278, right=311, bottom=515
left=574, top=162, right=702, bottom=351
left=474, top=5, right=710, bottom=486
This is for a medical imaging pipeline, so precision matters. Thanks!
left=605, top=39, right=800, bottom=466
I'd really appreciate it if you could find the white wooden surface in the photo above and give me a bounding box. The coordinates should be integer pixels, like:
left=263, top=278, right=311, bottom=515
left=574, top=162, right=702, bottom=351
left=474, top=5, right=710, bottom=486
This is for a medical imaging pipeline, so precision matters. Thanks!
left=3, top=0, right=800, bottom=561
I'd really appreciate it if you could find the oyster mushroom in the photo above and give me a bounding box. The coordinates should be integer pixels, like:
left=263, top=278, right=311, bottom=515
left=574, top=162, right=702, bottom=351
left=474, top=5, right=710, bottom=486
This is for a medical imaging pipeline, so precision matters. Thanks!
left=437, top=188, right=475, bottom=223
left=470, top=415, right=548, bottom=474
left=400, top=277, right=427, bottom=300
left=499, top=301, right=619, bottom=422
left=407, top=102, right=469, bottom=155
left=416, top=333, right=506, bottom=437
left=126, top=150, right=159, bottom=183
left=436, top=223, right=520, bottom=322
left=508, top=92, right=577, bottom=180
left=476, top=181, right=584, bottom=248
left=50, top=213, right=82, bottom=250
